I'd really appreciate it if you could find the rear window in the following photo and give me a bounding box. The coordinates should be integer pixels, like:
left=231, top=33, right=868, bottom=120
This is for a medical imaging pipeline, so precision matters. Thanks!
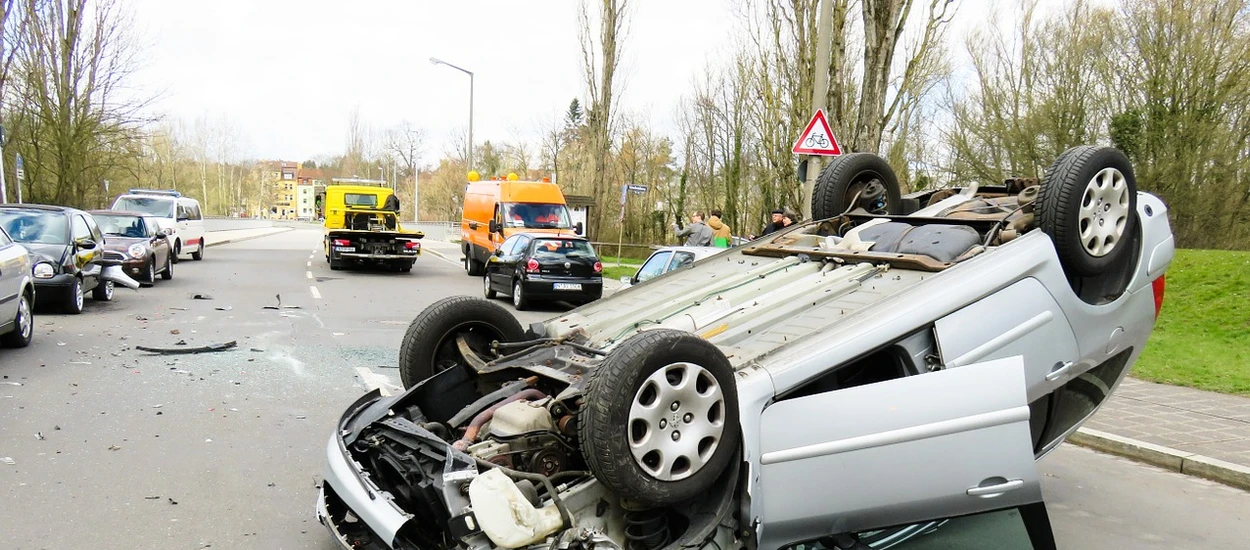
left=531, top=239, right=595, bottom=260
left=113, top=196, right=176, bottom=218
left=344, top=193, right=379, bottom=208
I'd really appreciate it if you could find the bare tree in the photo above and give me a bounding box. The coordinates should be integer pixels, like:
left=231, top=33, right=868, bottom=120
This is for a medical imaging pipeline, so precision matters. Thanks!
left=578, top=0, right=629, bottom=239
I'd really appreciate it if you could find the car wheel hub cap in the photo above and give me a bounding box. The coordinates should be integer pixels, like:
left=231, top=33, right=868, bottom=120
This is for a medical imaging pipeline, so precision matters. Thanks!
left=75, top=283, right=83, bottom=309
left=513, top=283, right=521, bottom=306
left=18, top=298, right=31, bottom=338
left=1078, top=167, right=1130, bottom=257
left=627, top=361, right=725, bottom=481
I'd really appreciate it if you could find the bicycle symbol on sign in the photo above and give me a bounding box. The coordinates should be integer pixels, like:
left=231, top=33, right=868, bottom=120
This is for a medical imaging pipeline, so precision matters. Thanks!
left=804, top=133, right=830, bottom=149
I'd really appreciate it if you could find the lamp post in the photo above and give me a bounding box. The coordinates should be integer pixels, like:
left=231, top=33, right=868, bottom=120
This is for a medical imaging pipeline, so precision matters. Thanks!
left=429, top=57, right=474, bottom=172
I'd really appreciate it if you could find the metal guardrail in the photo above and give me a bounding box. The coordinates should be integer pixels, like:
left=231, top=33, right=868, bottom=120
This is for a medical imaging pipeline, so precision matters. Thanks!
left=408, top=221, right=459, bottom=242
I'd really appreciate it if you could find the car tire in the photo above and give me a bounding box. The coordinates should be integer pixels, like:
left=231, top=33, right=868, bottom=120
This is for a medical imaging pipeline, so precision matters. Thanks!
left=172, top=240, right=181, bottom=263
left=465, top=253, right=485, bottom=276
left=398, top=296, right=525, bottom=389
left=483, top=275, right=497, bottom=299
left=329, top=254, right=343, bottom=271
left=578, top=329, right=741, bottom=506
left=65, top=278, right=84, bottom=314
left=161, top=253, right=174, bottom=280
left=1038, top=146, right=1138, bottom=277
left=812, top=153, right=903, bottom=219
left=191, top=240, right=204, bottom=261
left=92, top=280, right=114, bottom=302
left=1, top=291, right=33, bottom=348
left=512, top=280, right=529, bottom=311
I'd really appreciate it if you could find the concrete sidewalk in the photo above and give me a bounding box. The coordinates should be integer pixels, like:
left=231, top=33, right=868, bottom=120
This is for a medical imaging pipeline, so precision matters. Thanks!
left=1073, top=377, right=1250, bottom=491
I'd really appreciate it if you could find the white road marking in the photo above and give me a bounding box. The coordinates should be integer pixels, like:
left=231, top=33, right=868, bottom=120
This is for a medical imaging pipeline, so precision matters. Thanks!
left=306, top=271, right=313, bottom=279
left=310, top=286, right=322, bottom=299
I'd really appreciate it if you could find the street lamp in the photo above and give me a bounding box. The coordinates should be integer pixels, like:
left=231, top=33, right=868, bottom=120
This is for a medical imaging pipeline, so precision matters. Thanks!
left=429, top=57, right=474, bottom=172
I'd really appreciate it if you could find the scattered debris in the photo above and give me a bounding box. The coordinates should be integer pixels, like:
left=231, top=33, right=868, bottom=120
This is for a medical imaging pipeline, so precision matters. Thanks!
left=1, top=457, right=14, bottom=465
left=54, top=426, right=61, bottom=431
left=156, top=411, right=163, bottom=416
left=170, top=307, right=188, bottom=311
left=174, top=340, right=188, bottom=346
left=168, top=497, right=178, bottom=505
left=70, top=361, right=92, bottom=365
left=295, top=415, right=307, bottom=420
left=1, top=381, right=22, bottom=386
left=205, top=439, right=212, bottom=443
left=261, top=305, right=301, bottom=310
left=35, top=432, right=44, bottom=440
left=57, top=342, right=66, bottom=346
left=193, top=294, right=213, bottom=300
left=170, top=329, right=181, bottom=335
left=215, top=306, right=233, bottom=311
left=136, top=341, right=237, bottom=355
left=267, top=482, right=276, bottom=487
left=135, top=315, right=149, bottom=321
left=107, top=445, right=121, bottom=451
left=151, top=404, right=163, bottom=408
left=249, top=348, right=264, bottom=353
left=144, top=496, right=161, bottom=500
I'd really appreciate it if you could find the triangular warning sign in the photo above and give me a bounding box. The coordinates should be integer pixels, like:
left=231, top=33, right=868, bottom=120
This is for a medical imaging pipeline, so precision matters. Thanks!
left=792, top=109, right=842, bottom=156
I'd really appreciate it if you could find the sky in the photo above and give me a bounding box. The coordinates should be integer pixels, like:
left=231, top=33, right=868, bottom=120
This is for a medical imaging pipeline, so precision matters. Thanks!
left=126, top=0, right=1067, bottom=165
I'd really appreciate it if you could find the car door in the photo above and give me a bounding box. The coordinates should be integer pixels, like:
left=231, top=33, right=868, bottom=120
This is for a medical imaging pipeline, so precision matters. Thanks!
left=488, top=235, right=520, bottom=291
left=145, top=218, right=169, bottom=267
left=0, top=227, right=19, bottom=323
left=667, top=250, right=698, bottom=274
left=70, top=214, right=97, bottom=274
left=633, top=251, right=673, bottom=284
left=756, top=356, right=1044, bottom=549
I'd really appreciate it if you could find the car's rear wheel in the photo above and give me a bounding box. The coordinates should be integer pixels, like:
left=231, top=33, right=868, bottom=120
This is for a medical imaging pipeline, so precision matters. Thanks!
left=465, top=251, right=485, bottom=276
left=579, top=329, right=741, bottom=506
left=1, top=291, right=33, bottom=348
left=161, top=253, right=174, bottom=280
left=397, top=296, right=525, bottom=388
left=191, top=240, right=204, bottom=261
left=92, top=280, right=114, bottom=302
left=65, top=278, right=84, bottom=314
left=483, top=275, right=497, bottom=299
left=512, top=280, right=529, bottom=310
left=812, top=153, right=903, bottom=220
left=1038, top=146, right=1138, bottom=277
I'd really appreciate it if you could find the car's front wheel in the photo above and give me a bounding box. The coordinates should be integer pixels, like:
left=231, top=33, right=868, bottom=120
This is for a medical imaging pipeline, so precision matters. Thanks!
left=64, top=278, right=84, bottom=314
left=141, top=257, right=157, bottom=284
left=92, top=280, right=114, bottom=302
left=0, top=291, right=33, bottom=348
left=397, top=296, right=525, bottom=388
left=161, top=253, right=174, bottom=280
left=1038, top=146, right=1139, bottom=278
left=578, top=329, right=741, bottom=506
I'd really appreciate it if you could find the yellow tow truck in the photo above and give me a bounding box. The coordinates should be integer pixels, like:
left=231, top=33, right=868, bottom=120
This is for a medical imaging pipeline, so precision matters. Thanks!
left=321, top=181, right=423, bottom=272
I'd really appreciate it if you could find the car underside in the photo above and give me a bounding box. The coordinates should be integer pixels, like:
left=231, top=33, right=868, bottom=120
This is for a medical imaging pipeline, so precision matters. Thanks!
left=318, top=147, right=1174, bottom=550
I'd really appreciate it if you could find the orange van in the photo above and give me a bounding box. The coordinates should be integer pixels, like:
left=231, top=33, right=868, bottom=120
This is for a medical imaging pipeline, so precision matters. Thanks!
left=461, top=172, right=582, bottom=276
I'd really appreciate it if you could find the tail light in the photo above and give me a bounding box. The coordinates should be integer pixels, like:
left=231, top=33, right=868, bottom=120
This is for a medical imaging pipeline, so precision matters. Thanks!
left=1152, top=275, right=1166, bottom=319
left=593, top=261, right=603, bottom=273
left=332, top=239, right=351, bottom=246
left=405, top=241, right=421, bottom=250
left=526, top=259, right=540, bottom=273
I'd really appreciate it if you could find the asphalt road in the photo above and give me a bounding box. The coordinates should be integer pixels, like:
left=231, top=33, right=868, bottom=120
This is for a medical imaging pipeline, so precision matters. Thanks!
left=1, top=229, right=1247, bottom=549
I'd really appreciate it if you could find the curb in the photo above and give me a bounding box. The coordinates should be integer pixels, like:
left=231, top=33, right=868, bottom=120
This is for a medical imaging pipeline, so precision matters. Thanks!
left=205, top=228, right=293, bottom=248
left=1069, top=428, right=1250, bottom=492
left=423, top=247, right=461, bottom=267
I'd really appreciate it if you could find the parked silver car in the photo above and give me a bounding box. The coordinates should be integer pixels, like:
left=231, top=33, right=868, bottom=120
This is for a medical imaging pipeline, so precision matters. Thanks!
left=317, top=147, right=1173, bottom=550
left=0, top=224, right=35, bottom=348
left=620, top=246, right=725, bottom=288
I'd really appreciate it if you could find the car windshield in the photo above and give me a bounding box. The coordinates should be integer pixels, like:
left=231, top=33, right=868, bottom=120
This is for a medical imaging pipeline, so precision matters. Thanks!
left=503, top=203, right=573, bottom=229
left=94, top=214, right=148, bottom=238
left=531, top=238, right=595, bottom=260
left=0, top=211, right=69, bottom=244
left=113, top=196, right=175, bottom=217
left=344, top=193, right=379, bottom=208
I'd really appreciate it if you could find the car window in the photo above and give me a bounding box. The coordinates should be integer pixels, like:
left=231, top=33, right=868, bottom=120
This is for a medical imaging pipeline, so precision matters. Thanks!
left=636, top=251, right=673, bottom=282
left=530, top=239, right=592, bottom=260
left=511, top=236, right=533, bottom=256
left=95, top=215, right=148, bottom=238
left=187, top=202, right=202, bottom=220
left=670, top=251, right=697, bottom=271
left=71, top=215, right=93, bottom=242
left=0, top=211, right=70, bottom=244
left=783, top=505, right=1048, bottom=550
left=143, top=217, right=158, bottom=237
left=502, top=203, right=572, bottom=229
left=113, top=196, right=175, bottom=218
left=498, top=235, right=521, bottom=255
left=85, top=214, right=104, bottom=242
left=0, top=226, right=11, bottom=246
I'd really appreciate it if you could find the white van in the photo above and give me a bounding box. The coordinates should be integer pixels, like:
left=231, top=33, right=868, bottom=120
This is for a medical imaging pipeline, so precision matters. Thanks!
left=110, top=190, right=206, bottom=261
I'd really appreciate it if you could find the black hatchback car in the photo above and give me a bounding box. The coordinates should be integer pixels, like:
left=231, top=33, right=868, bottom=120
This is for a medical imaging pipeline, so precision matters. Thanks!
left=483, top=232, right=603, bottom=309
left=0, top=204, right=112, bottom=313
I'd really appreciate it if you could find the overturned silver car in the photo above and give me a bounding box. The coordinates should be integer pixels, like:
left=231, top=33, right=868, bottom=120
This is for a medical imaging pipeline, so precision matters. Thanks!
left=317, top=146, right=1174, bottom=550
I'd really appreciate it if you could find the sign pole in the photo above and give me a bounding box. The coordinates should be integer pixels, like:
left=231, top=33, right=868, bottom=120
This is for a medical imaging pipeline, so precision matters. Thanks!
left=802, top=0, right=834, bottom=221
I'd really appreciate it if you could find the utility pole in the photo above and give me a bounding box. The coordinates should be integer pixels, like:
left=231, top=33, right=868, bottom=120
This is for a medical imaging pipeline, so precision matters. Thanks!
left=0, top=125, right=7, bottom=204
left=410, top=141, right=419, bottom=223
left=802, top=0, right=834, bottom=221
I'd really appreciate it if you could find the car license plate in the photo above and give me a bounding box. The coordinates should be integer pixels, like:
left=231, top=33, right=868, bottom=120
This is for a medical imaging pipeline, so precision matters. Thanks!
left=334, top=246, right=356, bottom=252
left=554, top=283, right=582, bottom=291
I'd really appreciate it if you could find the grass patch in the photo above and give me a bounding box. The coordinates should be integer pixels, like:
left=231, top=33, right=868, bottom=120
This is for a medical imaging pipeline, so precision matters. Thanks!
left=599, top=254, right=647, bottom=266
left=602, top=265, right=637, bottom=281
left=1132, top=248, right=1250, bottom=395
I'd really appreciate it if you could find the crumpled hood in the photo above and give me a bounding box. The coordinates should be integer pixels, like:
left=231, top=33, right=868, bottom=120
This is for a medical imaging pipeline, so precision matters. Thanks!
left=23, top=243, right=68, bottom=265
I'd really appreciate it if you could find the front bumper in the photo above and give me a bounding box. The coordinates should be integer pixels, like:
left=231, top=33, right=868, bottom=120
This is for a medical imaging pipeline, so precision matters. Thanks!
left=317, top=391, right=411, bottom=549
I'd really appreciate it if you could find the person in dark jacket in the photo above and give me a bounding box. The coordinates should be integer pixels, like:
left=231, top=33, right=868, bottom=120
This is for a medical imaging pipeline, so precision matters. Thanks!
left=758, top=208, right=786, bottom=237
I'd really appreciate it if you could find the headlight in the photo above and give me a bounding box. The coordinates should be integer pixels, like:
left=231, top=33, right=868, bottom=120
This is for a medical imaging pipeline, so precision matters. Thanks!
left=128, top=243, right=146, bottom=259
left=33, top=262, right=55, bottom=279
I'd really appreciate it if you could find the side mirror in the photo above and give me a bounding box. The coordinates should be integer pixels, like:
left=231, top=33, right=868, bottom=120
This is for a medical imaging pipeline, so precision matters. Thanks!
left=154, top=232, right=168, bottom=240
left=163, top=228, right=175, bottom=236
left=77, top=239, right=97, bottom=250
left=574, top=221, right=584, bottom=235
left=492, top=249, right=501, bottom=257
left=489, top=220, right=501, bottom=234
left=619, top=275, right=631, bottom=285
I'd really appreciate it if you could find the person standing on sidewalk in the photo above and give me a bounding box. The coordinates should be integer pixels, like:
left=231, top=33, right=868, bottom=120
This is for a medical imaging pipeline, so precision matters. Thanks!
left=674, top=211, right=713, bottom=247
left=757, top=208, right=786, bottom=238
left=707, top=209, right=732, bottom=248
